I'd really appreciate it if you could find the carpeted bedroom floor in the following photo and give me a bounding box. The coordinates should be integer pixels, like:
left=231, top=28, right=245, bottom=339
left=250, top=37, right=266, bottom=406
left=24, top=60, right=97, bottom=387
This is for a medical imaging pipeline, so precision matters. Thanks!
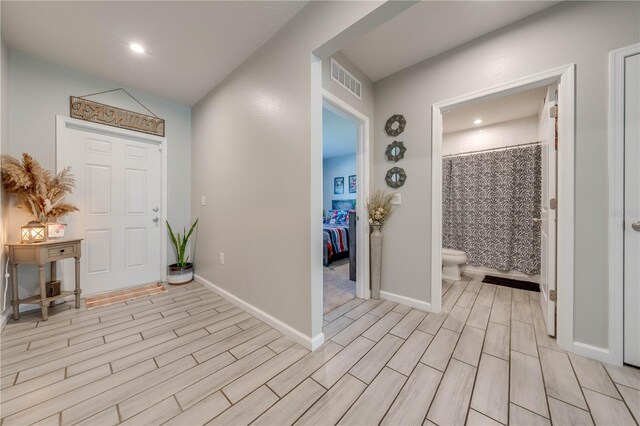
left=323, top=258, right=356, bottom=314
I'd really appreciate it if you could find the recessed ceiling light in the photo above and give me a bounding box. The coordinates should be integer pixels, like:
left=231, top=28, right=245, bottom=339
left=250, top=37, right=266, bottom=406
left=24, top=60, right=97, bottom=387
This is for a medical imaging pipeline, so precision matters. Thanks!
left=129, top=43, right=145, bottom=54
left=473, top=119, right=483, bottom=125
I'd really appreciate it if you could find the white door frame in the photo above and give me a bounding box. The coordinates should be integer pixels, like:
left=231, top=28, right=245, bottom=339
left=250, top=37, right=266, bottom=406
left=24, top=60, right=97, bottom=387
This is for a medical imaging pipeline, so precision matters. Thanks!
left=309, top=54, right=371, bottom=349
left=430, top=65, right=575, bottom=350
left=55, top=115, right=169, bottom=284
left=322, top=89, right=371, bottom=302
left=608, top=43, right=640, bottom=366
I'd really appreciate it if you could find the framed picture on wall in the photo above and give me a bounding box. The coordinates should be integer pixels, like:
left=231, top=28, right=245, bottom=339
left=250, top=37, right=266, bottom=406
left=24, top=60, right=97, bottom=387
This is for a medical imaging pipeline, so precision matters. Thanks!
left=349, top=175, right=357, bottom=193
left=334, top=177, right=344, bottom=194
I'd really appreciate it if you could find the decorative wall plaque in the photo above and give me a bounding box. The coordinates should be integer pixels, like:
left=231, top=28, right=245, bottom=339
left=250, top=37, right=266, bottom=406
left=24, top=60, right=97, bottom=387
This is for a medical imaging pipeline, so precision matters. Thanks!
left=70, top=96, right=165, bottom=137
left=385, top=167, right=407, bottom=188
left=385, top=141, right=407, bottom=162
left=385, top=114, right=406, bottom=136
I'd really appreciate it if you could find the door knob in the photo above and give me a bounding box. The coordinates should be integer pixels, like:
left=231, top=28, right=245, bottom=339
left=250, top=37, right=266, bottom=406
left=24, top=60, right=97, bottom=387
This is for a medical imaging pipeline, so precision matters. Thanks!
left=632, top=221, right=640, bottom=232
left=152, top=217, right=159, bottom=223
left=153, top=207, right=159, bottom=212
left=532, top=218, right=542, bottom=224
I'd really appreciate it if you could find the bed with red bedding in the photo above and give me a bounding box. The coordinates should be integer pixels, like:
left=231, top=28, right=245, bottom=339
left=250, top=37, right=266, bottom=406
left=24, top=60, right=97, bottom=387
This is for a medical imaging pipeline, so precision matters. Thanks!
left=323, top=223, right=349, bottom=266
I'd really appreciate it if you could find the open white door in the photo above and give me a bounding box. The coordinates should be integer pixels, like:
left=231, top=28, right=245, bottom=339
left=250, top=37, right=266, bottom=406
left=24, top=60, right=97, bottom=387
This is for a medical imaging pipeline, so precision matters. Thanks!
left=624, top=53, right=640, bottom=367
left=58, top=118, right=164, bottom=296
left=539, top=85, right=557, bottom=336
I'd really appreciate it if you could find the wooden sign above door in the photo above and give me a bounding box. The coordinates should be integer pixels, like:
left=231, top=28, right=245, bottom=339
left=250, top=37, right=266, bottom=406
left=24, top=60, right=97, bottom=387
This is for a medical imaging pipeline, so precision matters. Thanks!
left=70, top=96, right=165, bottom=137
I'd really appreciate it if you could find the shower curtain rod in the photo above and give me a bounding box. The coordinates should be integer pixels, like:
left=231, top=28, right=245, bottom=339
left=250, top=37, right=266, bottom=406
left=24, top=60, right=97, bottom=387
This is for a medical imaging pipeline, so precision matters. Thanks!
left=442, top=141, right=542, bottom=158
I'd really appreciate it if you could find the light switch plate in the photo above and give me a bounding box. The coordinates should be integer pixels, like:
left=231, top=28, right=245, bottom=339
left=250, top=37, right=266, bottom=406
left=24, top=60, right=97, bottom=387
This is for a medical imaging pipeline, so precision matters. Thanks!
left=201, top=196, right=206, bottom=206
left=392, top=193, right=401, bottom=205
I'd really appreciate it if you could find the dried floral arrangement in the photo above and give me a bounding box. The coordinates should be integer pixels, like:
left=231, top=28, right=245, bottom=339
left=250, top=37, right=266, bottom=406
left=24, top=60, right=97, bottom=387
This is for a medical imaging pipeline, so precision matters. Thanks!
left=366, top=190, right=397, bottom=227
left=1, top=153, right=78, bottom=222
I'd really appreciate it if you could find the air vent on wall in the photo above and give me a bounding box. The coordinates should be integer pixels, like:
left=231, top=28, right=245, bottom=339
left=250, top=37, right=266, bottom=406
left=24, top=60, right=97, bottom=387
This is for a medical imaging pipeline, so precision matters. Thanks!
left=331, top=58, right=362, bottom=99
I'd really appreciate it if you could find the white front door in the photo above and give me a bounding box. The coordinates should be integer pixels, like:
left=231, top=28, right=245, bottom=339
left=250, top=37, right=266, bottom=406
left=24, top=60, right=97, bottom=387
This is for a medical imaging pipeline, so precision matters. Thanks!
left=59, top=121, right=163, bottom=295
left=624, top=53, right=640, bottom=367
left=539, top=84, right=558, bottom=336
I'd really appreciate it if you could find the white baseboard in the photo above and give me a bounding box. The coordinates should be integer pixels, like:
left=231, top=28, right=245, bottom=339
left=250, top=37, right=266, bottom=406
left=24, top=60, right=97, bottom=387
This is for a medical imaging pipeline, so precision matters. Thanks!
left=571, top=341, right=613, bottom=364
left=380, top=290, right=432, bottom=312
left=194, top=274, right=324, bottom=351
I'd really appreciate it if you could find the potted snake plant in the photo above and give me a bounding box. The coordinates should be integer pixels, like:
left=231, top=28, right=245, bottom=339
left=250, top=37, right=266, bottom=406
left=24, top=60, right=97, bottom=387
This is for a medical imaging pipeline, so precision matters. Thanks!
left=167, top=218, right=198, bottom=285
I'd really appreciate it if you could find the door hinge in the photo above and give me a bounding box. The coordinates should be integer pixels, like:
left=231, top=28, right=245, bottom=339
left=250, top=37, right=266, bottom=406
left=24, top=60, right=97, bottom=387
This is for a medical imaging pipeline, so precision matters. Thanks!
left=550, top=198, right=557, bottom=210
left=549, top=290, right=557, bottom=302
left=550, top=105, right=558, bottom=118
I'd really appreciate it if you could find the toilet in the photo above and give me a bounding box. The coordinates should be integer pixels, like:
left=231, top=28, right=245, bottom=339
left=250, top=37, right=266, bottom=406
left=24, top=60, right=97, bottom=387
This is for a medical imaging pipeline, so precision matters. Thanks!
left=442, top=248, right=468, bottom=281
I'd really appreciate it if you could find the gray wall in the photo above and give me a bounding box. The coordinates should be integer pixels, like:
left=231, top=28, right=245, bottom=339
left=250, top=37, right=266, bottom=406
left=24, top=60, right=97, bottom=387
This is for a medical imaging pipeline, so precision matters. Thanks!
left=372, top=1, right=640, bottom=349
left=323, top=51, right=375, bottom=123
left=322, top=50, right=375, bottom=212
left=1, top=34, right=10, bottom=320
left=191, top=1, right=383, bottom=339
left=6, top=51, right=191, bottom=305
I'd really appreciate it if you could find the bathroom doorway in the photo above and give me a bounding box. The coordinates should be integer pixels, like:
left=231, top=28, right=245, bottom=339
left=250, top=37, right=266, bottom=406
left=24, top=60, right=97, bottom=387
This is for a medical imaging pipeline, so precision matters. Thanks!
left=431, top=65, right=575, bottom=347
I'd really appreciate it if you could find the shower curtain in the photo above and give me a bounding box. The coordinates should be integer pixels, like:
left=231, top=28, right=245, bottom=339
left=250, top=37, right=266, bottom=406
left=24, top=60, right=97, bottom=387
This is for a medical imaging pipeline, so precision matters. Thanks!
left=442, top=145, right=542, bottom=275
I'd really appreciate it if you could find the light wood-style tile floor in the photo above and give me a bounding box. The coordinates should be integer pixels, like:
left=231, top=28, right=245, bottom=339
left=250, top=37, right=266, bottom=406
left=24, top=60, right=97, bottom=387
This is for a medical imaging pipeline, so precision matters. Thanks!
left=1, top=276, right=639, bottom=425
left=323, top=258, right=355, bottom=315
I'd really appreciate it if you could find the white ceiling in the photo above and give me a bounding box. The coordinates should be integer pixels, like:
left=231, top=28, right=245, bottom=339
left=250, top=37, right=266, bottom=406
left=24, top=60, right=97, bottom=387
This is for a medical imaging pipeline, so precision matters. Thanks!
left=323, top=107, right=357, bottom=160
left=340, top=1, right=559, bottom=82
left=1, top=1, right=306, bottom=106
left=443, top=86, right=547, bottom=133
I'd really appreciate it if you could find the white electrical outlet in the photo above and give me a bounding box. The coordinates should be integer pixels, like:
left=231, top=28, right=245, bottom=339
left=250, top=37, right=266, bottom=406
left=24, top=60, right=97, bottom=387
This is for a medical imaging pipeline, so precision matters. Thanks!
left=219, top=252, right=224, bottom=264
left=201, top=196, right=207, bottom=206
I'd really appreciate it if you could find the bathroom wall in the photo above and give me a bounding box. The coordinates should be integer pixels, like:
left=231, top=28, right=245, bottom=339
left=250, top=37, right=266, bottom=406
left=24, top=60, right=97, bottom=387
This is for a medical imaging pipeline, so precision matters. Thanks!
left=442, top=115, right=539, bottom=156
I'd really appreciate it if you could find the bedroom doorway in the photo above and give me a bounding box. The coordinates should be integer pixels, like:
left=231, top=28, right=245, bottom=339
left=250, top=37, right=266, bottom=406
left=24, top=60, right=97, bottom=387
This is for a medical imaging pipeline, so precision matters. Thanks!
left=322, top=105, right=358, bottom=314
left=322, top=91, right=370, bottom=315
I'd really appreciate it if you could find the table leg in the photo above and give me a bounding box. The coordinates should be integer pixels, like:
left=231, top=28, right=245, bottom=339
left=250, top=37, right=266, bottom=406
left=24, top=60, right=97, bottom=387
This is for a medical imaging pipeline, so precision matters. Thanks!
left=74, top=257, right=81, bottom=309
left=11, top=263, right=19, bottom=321
left=49, top=261, right=57, bottom=308
left=39, top=264, right=48, bottom=321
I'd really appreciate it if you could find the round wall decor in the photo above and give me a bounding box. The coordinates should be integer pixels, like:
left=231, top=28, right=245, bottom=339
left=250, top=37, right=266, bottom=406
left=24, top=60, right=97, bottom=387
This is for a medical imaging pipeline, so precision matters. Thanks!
left=385, top=167, right=407, bottom=188
left=385, top=141, right=407, bottom=162
left=385, top=114, right=406, bottom=136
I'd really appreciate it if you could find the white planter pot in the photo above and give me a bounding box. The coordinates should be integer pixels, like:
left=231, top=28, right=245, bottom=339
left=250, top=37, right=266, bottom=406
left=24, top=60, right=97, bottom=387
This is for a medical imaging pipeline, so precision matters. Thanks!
left=168, top=263, right=194, bottom=285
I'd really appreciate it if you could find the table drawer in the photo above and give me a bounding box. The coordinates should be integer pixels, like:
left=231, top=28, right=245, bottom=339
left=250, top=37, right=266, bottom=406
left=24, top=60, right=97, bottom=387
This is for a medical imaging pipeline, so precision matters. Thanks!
left=45, top=244, right=77, bottom=261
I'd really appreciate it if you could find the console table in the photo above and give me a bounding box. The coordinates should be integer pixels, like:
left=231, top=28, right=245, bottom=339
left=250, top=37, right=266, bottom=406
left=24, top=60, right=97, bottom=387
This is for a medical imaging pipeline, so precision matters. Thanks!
left=7, top=239, right=82, bottom=321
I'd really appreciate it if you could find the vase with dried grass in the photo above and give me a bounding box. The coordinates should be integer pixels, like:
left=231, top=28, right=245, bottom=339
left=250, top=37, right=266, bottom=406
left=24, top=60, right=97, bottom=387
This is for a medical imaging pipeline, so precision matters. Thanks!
left=1, top=153, right=78, bottom=242
left=366, top=190, right=397, bottom=299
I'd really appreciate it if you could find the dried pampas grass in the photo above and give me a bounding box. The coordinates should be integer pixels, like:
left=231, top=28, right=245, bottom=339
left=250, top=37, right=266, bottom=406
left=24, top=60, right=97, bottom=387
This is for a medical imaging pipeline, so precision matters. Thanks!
left=366, top=190, right=397, bottom=227
left=1, top=153, right=79, bottom=222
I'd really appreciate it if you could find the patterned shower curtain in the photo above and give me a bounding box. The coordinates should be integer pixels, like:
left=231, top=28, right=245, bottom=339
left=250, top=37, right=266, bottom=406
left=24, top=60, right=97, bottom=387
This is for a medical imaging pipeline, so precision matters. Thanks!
left=442, top=145, right=542, bottom=275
